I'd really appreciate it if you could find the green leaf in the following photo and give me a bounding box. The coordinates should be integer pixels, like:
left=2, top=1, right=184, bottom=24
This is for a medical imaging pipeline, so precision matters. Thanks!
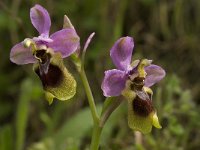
left=16, top=79, right=34, bottom=150
left=0, top=125, right=14, bottom=150
left=54, top=106, right=94, bottom=148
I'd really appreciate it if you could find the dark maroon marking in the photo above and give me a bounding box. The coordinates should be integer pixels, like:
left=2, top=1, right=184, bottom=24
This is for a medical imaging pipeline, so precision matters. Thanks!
left=35, top=64, right=63, bottom=88
left=131, top=77, right=145, bottom=90
left=133, top=77, right=145, bottom=84
left=35, top=50, right=51, bottom=64
left=132, top=92, right=154, bottom=117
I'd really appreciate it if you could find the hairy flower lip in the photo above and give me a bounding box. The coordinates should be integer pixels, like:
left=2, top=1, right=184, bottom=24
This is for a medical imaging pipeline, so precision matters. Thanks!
left=32, top=52, right=77, bottom=104
left=132, top=88, right=154, bottom=117
left=132, top=94, right=154, bottom=117
left=35, top=63, right=63, bottom=88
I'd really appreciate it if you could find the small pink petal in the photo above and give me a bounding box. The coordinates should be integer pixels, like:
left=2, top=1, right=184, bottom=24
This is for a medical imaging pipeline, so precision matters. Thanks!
left=110, top=37, right=134, bottom=71
left=48, top=28, right=80, bottom=58
left=145, top=65, right=166, bottom=87
left=30, top=4, right=51, bottom=36
left=10, top=42, right=36, bottom=65
left=101, top=69, right=127, bottom=97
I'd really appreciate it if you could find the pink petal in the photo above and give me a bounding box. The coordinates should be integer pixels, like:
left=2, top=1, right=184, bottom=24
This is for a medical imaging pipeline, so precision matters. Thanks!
left=30, top=4, right=51, bottom=36
left=101, top=69, right=127, bottom=97
left=48, top=29, right=80, bottom=58
left=145, top=65, right=166, bottom=87
left=10, top=42, right=36, bottom=64
left=110, top=37, right=134, bottom=71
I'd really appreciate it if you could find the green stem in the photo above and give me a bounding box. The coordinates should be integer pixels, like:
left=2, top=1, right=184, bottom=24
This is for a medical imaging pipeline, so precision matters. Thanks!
left=79, top=68, right=99, bottom=124
left=75, top=33, right=102, bottom=149
left=79, top=69, right=102, bottom=150
left=90, top=125, right=103, bottom=150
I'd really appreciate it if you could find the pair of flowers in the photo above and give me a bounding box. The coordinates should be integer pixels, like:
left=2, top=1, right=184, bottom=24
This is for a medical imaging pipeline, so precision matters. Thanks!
left=10, top=4, right=165, bottom=134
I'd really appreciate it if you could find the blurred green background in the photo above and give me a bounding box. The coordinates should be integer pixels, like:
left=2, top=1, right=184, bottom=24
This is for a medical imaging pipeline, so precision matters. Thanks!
left=0, top=0, right=200, bottom=150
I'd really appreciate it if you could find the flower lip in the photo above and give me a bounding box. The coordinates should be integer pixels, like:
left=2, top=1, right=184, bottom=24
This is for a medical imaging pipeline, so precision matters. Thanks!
left=35, top=63, right=63, bottom=88
left=132, top=94, right=154, bottom=117
left=33, top=52, right=77, bottom=104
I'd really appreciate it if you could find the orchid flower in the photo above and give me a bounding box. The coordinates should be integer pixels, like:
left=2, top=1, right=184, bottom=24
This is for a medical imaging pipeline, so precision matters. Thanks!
left=101, top=37, right=166, bottom=133
left=10, top=4, right=80, bottom=104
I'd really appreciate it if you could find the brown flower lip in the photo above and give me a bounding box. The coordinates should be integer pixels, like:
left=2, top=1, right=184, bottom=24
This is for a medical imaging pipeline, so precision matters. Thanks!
left=35, top=64, right=63, bottom=88
left=132, top=93, right=154, bottom=117
left=131, top=76, right=154, bottom=117
left=34, top=50, right=63, bottom=88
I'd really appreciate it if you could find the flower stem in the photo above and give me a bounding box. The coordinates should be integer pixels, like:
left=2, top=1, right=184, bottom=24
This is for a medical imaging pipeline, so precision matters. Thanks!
left=90, top=124, right=103, bottom=150
left=79, top=69, right=102, bottom=150
left=75, top=33, right=102, bottom=149
left=80, top=68, right=99, bottom=124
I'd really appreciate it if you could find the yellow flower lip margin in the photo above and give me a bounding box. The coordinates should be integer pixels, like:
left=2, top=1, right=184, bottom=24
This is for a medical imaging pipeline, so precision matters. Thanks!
left=128, top=108, right=162, bottom=134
